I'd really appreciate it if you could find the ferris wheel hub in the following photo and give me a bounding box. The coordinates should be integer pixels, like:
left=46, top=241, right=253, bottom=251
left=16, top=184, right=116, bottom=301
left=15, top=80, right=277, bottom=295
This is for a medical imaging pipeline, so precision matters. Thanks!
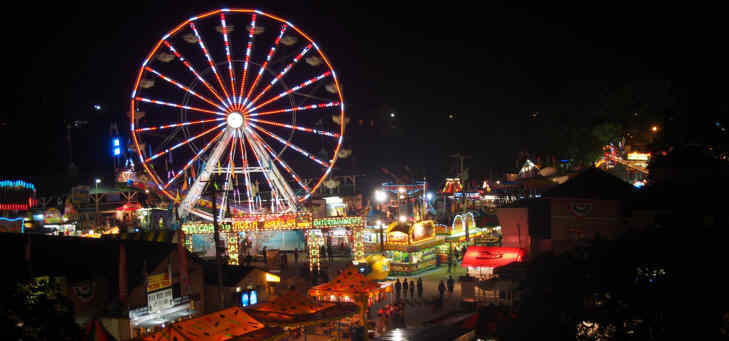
left=226, top=112, right=244, bottom=128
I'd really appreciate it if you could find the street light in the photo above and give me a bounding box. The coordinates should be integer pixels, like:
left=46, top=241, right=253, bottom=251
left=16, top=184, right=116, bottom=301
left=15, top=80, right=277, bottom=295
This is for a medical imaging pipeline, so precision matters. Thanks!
left=426, top=192, right=433, bottom=201
left=651, top=125, right=658, bottom=132
left=95, top=178, right=101, bottom=189
left=375, top=190, right=387, bottom=203
left=399, top=215, right=406, bottom=223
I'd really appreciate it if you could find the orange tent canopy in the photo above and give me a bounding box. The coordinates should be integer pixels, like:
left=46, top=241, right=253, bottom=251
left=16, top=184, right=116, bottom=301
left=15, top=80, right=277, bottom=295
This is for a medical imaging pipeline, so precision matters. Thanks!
left=307, top=266, right=382, bottom=298
left=250, top=289, right=333, bottom=316
left=142, top=306, right=265, bottom=341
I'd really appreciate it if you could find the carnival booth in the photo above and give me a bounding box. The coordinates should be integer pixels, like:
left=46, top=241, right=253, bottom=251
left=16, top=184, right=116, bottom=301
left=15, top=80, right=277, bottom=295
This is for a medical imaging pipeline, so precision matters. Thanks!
left=140, top=306, right=283, bottom=341
left=308, top=266, right=392, bottom=307
left=384, top=220, right=443, bottom=276
left=246, top=289, right=359, bottom=340
left=460, top=246, right=524, bottom=279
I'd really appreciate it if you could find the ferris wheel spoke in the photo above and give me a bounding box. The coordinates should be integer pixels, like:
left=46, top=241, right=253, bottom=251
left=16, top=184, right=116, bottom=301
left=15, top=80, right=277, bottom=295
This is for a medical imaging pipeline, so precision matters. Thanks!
left=219, top=13, right=237, bottom=103
left=163, top=129, right=225, bottom=189
left=247, top=101, right=340, bottom=117
left=249, top=129, right=311, bottom=196
left=179, top=128, right=234, bottom=214
left=241, top=23, right=287, bottom=108
left=144, top=67, right=226, bottom=112
left=236, top=129, right=254, bottom=213
left=135, top=97, right=226, bottom=116
left=163, top=40, right=229, bottom=108
left=247, top=71, right=332, bottom=113
left=245, top=128, right=297, bottom=212
left=244, top=43, right=313, bottom=110
left=235, top=13, right=258, bottom=109
left=247, top=123, right=330, bottom=168
left=145, top=122, right=226, bottom=162
left=189, top=22, right=233, bottom=107
left=135, top=117, right=225, bottom=133
left=248, top=118, right=339, bottom=138
left=218, top=134, right=237, bottom=220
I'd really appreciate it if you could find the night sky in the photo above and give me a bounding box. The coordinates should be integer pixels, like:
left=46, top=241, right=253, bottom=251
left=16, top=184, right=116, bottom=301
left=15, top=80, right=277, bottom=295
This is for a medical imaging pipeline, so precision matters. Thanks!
left=2, top=1, right=697, bottom=194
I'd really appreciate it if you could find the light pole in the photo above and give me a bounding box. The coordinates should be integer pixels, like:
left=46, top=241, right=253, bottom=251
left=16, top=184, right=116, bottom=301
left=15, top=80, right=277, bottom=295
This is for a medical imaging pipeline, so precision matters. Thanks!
left=374, top=190, right=387, bottom=254
left=95, top=178, right=101, bottom=228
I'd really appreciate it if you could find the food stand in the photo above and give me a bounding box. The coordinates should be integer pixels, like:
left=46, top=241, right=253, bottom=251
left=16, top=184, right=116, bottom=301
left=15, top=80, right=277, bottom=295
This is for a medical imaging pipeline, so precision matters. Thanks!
left=384, top=220, right=443, bottom=276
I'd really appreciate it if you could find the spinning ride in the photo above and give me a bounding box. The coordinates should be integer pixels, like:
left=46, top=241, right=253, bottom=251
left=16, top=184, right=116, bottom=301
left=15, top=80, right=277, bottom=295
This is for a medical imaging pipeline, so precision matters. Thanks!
left=130, top=9, right=345, bottom=222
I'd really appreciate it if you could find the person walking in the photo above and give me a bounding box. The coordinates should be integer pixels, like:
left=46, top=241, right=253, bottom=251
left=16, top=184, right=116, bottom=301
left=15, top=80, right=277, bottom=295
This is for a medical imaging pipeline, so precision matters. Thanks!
left=245, top=252, right=252, bottom=267
left=438, top=280, right=446, bottom=303
left=294, top=247, right=299, bottom=263
left=448, top=252, right=453, bottom=273
left=327, top=244, right=333, bottom=263
left=409, top=279, right=415, bottom=299
left=402, top=279, right=409, bottom=299
left=262, top=246, right=267, bottom=265
left=447, top=275, right=455, bottom=296
left=394, top=279, right=402, bottom=301
left=320, top=244, right=326, bottom=260
left=416, top=277, right=423, bottom=299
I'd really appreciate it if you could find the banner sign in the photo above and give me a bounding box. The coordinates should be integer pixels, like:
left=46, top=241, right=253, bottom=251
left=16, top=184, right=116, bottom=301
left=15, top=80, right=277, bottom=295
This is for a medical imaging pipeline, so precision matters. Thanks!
left=148, top=288, right=173, bottom=312
left=147, top=272, right=172, bottom=292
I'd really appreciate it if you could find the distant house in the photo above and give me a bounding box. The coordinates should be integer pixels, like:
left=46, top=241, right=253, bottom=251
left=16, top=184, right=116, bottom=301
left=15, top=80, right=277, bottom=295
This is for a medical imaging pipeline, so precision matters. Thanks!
left=496, top=167, right=638, bottom=255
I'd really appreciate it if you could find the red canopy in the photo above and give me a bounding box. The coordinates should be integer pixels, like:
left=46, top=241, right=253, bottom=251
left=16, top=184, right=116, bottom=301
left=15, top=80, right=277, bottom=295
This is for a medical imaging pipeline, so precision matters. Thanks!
left=460, top=246, right=524, bottom=268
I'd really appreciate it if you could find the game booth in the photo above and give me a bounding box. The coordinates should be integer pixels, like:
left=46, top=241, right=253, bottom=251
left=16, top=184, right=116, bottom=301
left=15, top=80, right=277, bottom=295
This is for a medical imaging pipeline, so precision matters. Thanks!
left=384, top=220, right=443, bottom=276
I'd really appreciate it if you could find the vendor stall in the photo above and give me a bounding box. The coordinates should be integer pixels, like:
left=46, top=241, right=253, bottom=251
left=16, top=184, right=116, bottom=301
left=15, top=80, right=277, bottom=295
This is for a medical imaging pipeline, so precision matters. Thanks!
left=460, top=246, right=524, bottom=279
left=384, top=220, right=443, bottom=276
left=308, top=266, right=392, bottom=307
left=246, top=289, right=359, bottom=340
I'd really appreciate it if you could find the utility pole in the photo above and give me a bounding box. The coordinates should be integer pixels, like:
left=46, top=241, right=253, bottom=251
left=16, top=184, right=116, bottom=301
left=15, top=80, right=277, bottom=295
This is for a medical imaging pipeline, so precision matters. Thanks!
left=209, top=173, right=225, bottom=309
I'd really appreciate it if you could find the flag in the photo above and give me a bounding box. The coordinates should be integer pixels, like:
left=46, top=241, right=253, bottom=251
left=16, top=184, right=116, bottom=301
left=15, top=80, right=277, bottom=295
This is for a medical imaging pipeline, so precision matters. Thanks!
left=181, top=174, right=189, bottom=191
left=175, top=189, right=180, bottom=201
left=119, top=242, right=128, bottom=302
left=191, top=165, right=197, bottom=180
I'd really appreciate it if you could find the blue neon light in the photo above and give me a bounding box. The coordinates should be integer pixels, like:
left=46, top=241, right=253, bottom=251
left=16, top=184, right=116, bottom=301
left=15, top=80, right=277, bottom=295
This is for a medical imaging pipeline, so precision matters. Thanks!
left=114, top=147, right=121, bottom=156
left=113, top=138, right=120, bottom=147
left=0, top=217, right=25, bottom=233
left=241, top=292, right=250, bottom=307
left=249, top=290, right=257, bottom=305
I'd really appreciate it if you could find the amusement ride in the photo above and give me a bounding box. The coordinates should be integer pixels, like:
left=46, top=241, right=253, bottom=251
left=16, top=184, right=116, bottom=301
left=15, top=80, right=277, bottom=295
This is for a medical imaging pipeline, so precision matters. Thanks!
left=130, top=9, right=345, bottom=223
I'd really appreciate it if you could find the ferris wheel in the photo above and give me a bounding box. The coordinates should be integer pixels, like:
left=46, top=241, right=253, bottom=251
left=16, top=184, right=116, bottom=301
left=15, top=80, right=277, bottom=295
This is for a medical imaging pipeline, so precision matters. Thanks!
left=130, top=9, right=345, bottom=222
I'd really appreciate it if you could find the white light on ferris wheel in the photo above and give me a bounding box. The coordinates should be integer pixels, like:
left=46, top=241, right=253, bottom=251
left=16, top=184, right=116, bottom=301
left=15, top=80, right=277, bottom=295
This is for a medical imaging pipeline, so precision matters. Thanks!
left=375, top=190, right=387, bottom=202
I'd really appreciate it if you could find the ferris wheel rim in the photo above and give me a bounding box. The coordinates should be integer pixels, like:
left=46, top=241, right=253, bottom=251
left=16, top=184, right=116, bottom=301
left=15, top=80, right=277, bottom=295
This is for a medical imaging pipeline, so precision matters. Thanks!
left=129, top=8, right=345, bottom=218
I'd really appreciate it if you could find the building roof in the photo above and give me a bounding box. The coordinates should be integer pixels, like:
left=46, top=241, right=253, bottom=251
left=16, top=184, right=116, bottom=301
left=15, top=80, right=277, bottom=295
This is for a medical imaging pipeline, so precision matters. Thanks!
left=201, top=261, right=258, bottom=287
left=0, top=232, right=175, bottom=291
left=542, top=166, right=637, bottom=200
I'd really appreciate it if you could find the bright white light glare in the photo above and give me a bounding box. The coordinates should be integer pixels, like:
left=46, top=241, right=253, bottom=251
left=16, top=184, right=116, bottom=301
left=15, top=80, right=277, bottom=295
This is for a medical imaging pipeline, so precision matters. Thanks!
left=389, top=113, right=396, bottom=118
left=227, top=112, right=244, bottom=128
left=93, top=104, right=102, bottom=111
left=426, top=192, right=433, bottom=200
left=398, top=187, right=405, bottom=193
left=95, top=179, right=101, bottom=184
left=399, top=216, right=406, bottom=223
left=375, top=190, right=387, bottom=202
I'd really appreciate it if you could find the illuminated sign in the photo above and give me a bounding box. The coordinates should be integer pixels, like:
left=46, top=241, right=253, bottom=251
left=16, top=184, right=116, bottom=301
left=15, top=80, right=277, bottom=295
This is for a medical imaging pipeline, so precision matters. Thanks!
left=627, top=152, right=650, bottom=161
left=147, top=272, right=172, bottom=292
left=313, top=216, right=364, bottom=228
left=265, top=273, right=280, bottom=283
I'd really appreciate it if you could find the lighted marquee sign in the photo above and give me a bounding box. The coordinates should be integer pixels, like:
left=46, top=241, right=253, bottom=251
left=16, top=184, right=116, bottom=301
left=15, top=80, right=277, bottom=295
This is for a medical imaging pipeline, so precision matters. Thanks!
left=312, top=216, right=364, bottom=228
left=627, top=152, right=651, bottom=161
left=182, top=214, right=364, bottom=233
